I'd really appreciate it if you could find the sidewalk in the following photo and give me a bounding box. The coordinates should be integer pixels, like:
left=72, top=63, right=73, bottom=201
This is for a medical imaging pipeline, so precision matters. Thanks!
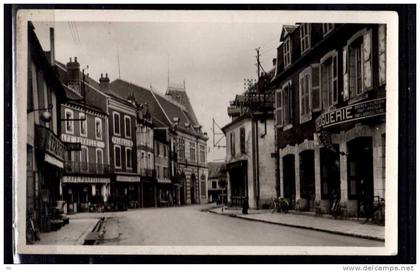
left=208, top=206, right=384, bottom=241
left=37, top=217, right=100, bottom=245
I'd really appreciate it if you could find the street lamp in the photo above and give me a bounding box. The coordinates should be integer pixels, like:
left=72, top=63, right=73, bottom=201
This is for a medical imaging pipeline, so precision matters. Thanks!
left=28, top=104, right=53, bottom=122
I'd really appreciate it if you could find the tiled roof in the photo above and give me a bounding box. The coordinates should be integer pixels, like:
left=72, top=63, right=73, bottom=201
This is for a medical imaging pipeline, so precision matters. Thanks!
left=110, top=79, right=171, bottom=127
left=55, top=61, right=135, bottom=109
left=165, top=88, right=199, bottom=124
left=280, top=24, right=298, bottom=42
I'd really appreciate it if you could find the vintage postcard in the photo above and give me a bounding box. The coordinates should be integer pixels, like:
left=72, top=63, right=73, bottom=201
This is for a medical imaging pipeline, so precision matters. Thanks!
left=13, top=8, right=398, bottom=256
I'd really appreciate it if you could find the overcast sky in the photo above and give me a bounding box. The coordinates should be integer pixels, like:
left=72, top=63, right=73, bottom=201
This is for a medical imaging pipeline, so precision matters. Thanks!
left=33, top=20, right=282, bottom=162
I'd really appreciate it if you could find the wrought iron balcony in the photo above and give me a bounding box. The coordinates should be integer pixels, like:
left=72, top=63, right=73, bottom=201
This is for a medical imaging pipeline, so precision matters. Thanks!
left=64, top=161, right=110, bottom=175
left=35, top=125, right=65, bottom=161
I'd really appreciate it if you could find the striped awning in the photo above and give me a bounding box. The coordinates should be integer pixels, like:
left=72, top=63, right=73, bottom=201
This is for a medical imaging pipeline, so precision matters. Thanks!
left=63, top=176, right=110, bottom=184
left=157, top=178, right=171, bottom=184
left=116, top=175, right=141, bottom=183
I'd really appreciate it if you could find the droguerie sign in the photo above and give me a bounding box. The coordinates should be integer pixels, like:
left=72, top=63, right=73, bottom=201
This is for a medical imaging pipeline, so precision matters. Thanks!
left=315, top=98, right=385, bottom=130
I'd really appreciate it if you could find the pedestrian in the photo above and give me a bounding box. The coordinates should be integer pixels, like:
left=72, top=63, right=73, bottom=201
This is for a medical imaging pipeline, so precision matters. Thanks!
left=271, top=197, right=279, bottom=213
left=279, top=197, right=289, bottom=213
left=242, top=197, right=249, bottom=214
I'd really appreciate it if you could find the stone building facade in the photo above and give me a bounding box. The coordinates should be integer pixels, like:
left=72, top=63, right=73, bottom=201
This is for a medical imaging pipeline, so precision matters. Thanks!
left=273, top=23, right=386, bottom=217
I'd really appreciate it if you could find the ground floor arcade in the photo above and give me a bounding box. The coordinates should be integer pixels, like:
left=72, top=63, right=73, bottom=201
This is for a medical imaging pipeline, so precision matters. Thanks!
left=278, top=123, right=386, bottom=217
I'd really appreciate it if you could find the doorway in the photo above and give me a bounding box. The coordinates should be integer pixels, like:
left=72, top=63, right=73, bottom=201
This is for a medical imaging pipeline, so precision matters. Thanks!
left=347, top=137, right=374, bottom=218
left=320, top=146, right=341, bottom=212
left=282, top=155, right=296, bottom=209
left=190, top=174, right=196, bottom=204
left=299, top=150, right=315, bottom=211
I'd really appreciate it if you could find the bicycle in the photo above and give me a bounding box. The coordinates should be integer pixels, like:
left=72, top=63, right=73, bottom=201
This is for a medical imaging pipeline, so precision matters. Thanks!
left=372, top=196, right=385, bottom=226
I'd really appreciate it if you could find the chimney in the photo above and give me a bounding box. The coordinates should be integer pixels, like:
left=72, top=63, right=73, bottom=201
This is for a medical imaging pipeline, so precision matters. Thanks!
left=49, top=27, right=55, bottom=64
left=99, top=73, right=110, bottom=91
left=66, top=57, right=81, bottom=93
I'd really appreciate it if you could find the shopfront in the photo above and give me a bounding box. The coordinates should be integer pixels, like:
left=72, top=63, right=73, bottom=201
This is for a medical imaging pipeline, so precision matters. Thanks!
left=112, top=174, right=141, bottom=209
left=315, top=98, right=386, bottom=217
left=62, top=176, right=110, bottom=213
left=35, top=125, right=66, bottom=232
left=227, top=160, right=247, bottom=207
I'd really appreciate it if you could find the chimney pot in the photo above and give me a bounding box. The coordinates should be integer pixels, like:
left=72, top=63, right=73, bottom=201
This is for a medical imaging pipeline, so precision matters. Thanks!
left=75, top=57, right=78, bottom=62
left=70, top=57, right=72, bottom=62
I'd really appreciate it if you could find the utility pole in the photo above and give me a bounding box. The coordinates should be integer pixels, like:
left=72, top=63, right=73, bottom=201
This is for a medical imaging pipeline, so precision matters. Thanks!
left=256, top=47, right=261, bottom=92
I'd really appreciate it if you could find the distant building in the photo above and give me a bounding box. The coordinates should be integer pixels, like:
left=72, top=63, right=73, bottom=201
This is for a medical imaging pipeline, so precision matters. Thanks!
left=207, top=162, right=227, bottom=203
left=223, top=71, right=277, bottom=209
left=135, top=102, right=157, bottom=207
left=272, top=23, right=386, bottom=216
left=56, top=59, right=111, bottom=213
left=154, top=128, right=172, bottom=206
left=110, top=79, right=209, bottom=206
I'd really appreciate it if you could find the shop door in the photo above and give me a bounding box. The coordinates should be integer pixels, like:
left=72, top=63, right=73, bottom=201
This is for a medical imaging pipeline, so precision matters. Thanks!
left=320, top=146, right=340, bottom=210
left=283, top=155, right=296, bottom=209
left=347, top=137, right=373, bottom=218
left=300, top=150, right=315, bottom=211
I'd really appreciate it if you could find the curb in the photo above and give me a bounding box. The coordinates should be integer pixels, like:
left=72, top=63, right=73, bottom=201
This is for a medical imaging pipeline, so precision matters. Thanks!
left=208, top=209, right=384, bottom=242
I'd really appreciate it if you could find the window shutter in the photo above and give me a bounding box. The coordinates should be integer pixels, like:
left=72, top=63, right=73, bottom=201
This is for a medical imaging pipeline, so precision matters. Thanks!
left=333, top=53, right=339, bottom=104
left=276, top=90, right=283, bottom=127
left=378, top=24, right=386, bottom=85
left=311, top=64, right=321, bottom=112
left=363, top=30, right=373, bottom=90
left=299, top=75, right=303, bottom=120
left=288, top=81, right=293, bottom=122
left=240, top=127, right=245, bottom=154
left=343, top=46, right=349, bottom=101
left=321, top=63, right=328, bottom=110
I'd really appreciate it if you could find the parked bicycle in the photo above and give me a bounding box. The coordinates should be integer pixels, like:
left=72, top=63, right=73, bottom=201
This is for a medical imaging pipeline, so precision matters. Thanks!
left=372, top=196, right=385, bottom=226
left=330, top=189, right=341, bottom=219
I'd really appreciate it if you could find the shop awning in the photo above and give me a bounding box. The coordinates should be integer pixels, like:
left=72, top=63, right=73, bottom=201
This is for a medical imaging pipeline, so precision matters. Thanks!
left=63, top=176, right=110, bottom=184
left=157, top=178, right=171, bottom=184
left=116, top=175, right=141, bottom=183
left=45, top=153, right=64, bottom=169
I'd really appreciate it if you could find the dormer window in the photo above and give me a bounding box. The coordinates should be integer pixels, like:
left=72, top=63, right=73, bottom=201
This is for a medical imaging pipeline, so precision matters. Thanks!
left=283, top=37, right=292, bottom=68
left=300, top=24, right=311, bottom=53
left=323, top=24, right=334, bottom=36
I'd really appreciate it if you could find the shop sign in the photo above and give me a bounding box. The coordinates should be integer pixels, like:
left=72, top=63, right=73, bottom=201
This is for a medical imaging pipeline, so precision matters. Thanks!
left=64, top=142, right=81, bottom=151
left=61, top=134, right=105, bottom=148
left=315, top=98, right=385, bottom=130
left=63, top=176, right=110, bottom=184
left=112, top=136, right=133, bottom=147
left=36, top=125, right=65, bottom=161
left=116, top=175, right=140, bottom=182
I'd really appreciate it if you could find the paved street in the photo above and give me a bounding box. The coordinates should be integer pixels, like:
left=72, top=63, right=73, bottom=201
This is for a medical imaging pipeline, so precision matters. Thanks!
left=96, top=204, right=384, bottom=246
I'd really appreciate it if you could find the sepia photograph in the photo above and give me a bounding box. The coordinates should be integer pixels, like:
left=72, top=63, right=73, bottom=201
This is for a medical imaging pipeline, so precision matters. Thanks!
left=10, top=7, right=403, bottom=258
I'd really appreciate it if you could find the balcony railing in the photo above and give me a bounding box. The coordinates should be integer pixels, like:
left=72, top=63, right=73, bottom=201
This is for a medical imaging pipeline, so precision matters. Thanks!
left=139, top=168, right=156, bottom=178
left=35, top=125, right=65, bottom=161
left=64, top=161, right=110, bottom=175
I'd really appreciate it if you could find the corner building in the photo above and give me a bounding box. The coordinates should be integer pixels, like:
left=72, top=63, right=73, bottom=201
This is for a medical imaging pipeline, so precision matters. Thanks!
left=273, top=23, right=386, bottom=217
